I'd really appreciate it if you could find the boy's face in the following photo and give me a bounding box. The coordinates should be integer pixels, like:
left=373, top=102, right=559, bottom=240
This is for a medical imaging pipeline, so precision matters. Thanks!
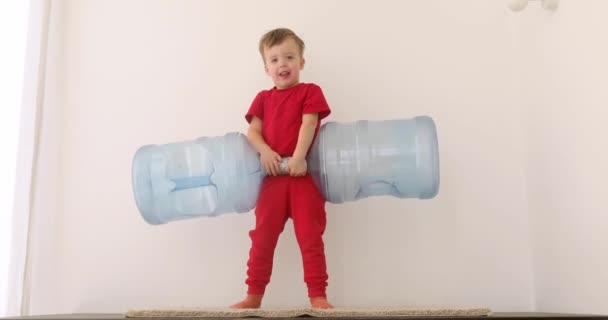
left=263, top=38, right=305, bottom=90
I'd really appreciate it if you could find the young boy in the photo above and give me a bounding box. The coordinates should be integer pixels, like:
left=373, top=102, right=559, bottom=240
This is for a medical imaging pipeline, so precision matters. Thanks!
left=230, top=28, right=333, bottom=309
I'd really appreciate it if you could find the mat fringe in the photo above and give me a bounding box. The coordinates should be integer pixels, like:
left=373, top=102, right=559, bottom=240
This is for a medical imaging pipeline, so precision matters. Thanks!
left=126, top=307, right=492, bottom=318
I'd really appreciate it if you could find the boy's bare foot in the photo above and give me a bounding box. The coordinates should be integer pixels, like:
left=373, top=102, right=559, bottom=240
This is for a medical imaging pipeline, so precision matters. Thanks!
left=230, top=294, right=263, bottom=309
left=310, top=296, right=334, bottom=309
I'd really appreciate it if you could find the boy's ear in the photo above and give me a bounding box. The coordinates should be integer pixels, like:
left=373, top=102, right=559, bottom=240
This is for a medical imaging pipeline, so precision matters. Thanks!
left=300, top=57, right=305, bottom=70
left=264, top=64, right=270, bottom=75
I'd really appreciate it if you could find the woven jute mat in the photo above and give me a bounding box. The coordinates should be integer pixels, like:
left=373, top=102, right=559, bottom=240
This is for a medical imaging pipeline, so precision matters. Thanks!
left=126, top=307, right=492, bottom=318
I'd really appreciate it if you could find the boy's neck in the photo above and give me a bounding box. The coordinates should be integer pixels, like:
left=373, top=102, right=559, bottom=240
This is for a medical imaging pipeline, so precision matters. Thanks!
left=275, top=81, right=301, bottom=90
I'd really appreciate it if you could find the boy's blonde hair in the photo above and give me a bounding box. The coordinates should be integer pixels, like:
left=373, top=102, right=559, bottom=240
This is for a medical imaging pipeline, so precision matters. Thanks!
left=259, top=28, right=305, bottom=61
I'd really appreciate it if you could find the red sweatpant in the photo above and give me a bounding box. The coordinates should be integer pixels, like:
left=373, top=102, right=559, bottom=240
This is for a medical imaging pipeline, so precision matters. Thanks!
left=245, top=174, right=328, bottom=298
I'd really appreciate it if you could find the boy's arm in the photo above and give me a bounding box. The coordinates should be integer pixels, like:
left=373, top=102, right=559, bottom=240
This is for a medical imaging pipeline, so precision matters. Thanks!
left=293, top=113, right=319, bottom=160
left=248, top=116, right=282, bottom=176
left=288, top=113, right=318, bottom=176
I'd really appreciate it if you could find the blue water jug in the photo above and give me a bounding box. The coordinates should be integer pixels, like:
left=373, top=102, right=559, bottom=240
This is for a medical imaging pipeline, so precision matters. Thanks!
left=131, top=133, right=263, bottom=224
left=132, top=116, right=439, bottom=224
left=308, top=116, right=439, bottom=203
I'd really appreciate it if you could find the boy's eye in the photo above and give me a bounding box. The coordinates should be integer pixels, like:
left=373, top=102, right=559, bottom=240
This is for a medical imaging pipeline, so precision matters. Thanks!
left=271, top=58, right=278, bottom=63
left=287, top=56, right=293, bottom=60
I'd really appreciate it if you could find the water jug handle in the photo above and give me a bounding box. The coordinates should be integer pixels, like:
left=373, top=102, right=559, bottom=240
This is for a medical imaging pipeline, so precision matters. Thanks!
left=356, top=180, right=399, bottom=198
left=279, top=157, right=290, bottom=175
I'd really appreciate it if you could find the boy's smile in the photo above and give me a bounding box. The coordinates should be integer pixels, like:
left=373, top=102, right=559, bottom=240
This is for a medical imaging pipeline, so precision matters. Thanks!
left=263, top=38, right=305, bottom=90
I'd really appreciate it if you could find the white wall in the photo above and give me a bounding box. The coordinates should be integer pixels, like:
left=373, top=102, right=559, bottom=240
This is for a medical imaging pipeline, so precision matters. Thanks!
left=510, top=1, right=608, bottom=314
left=26, top=0, right=536, bottom=314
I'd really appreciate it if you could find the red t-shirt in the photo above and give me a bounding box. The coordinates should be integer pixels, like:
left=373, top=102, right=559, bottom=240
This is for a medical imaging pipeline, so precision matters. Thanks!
left=245, top=83, right=331, bottom=157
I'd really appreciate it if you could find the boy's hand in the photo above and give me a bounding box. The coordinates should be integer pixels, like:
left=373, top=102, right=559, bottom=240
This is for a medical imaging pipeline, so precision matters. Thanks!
left=260, top=147, right=282, bottom=176
left=287, top=157, right=307, bottom=177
